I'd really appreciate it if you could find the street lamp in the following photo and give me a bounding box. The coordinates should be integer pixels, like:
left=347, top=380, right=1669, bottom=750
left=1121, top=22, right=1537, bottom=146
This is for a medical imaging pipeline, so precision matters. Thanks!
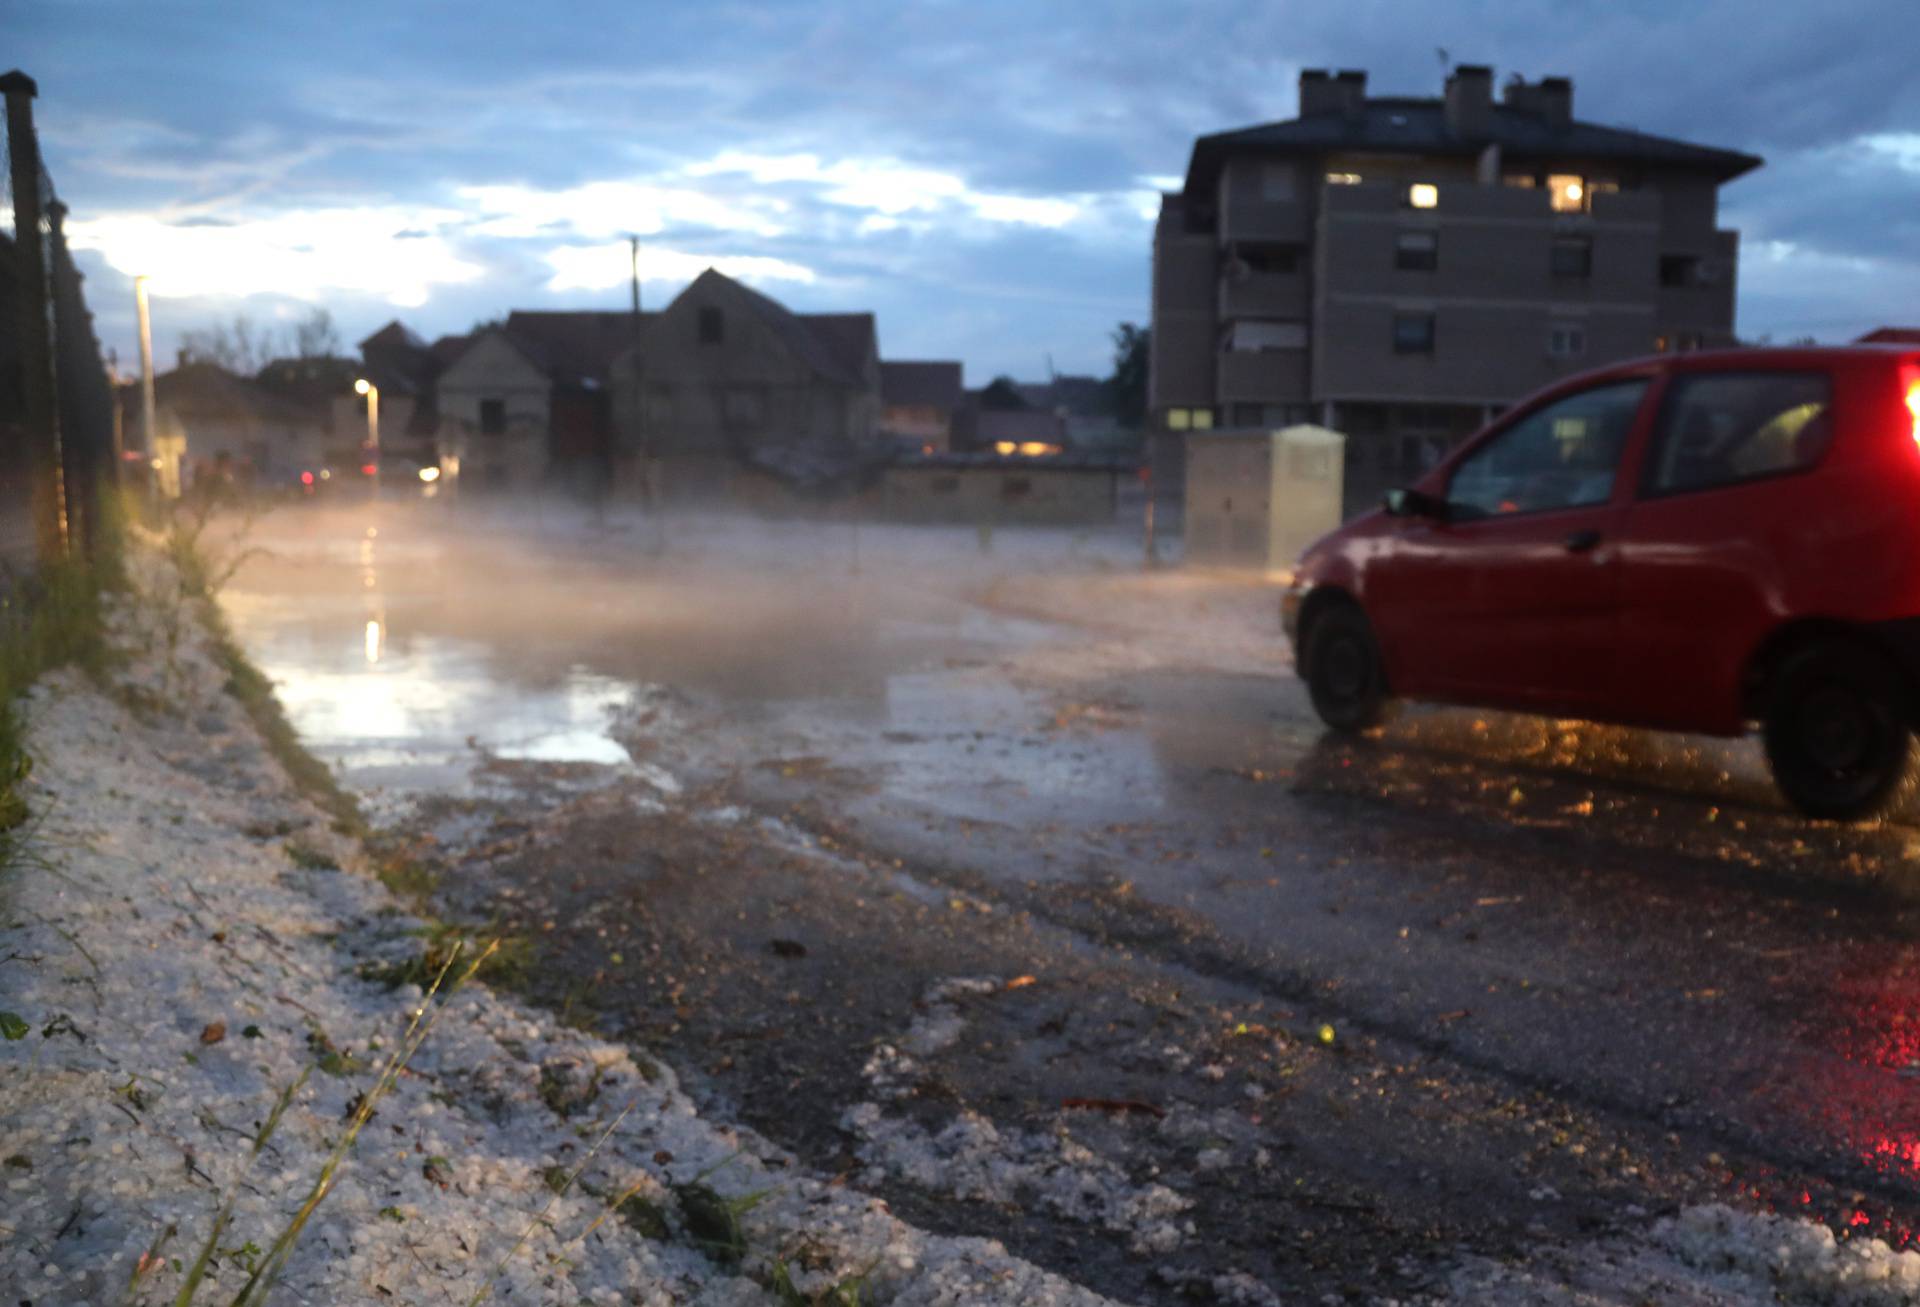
left=354, top=378, right=379, bottom=495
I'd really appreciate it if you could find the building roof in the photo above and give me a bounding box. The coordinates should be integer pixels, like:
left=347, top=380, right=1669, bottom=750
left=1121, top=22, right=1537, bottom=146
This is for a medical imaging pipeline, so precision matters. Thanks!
left=134, top=362, right=318, bottom=427
left=503, top=310, right=652, bottom=387
left=1016, top=374, right=1113, bottom=417
left=691, top=270, right=872, bottom=389
left=358, top=320, right=428, bottom=353
left=805, top=312, right=879, bottom=386
left=1183, top=96, right=1762, bottom=195
left=975, top=408, right=1066, bottom=445
left=881, top=360, right=964, bottom=409
left=1859, top=327, right=1920, bottom=345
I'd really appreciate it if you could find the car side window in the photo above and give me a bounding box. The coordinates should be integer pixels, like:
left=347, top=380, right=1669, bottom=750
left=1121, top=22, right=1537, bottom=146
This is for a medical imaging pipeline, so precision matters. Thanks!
left=1643, top=371, right=1834, bottom=496
left=1447, top=380, right=1649, bottom=520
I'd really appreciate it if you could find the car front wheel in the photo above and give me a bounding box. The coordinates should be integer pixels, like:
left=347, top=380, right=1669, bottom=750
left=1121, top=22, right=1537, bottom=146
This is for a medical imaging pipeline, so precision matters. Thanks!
left=1763, top=640, right=1916, bottom=821
left=1303, top=603, right=1391, bottom=732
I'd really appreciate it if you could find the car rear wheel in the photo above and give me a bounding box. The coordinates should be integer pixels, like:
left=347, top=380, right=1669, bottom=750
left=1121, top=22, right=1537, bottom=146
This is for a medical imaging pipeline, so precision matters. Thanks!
left=1304, top=603, right=1391, bottom=732
left=1763, top=639, right=1916, bottom=821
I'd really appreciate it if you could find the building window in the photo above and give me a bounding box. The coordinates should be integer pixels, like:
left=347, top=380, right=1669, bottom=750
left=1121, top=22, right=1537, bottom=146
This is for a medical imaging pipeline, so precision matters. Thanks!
left=1326, top=171, right=1362, bottom=186
left=698, top=306, right=724, bottom=344
left=479, top=398, right=506, bottom=435
left=1001, top=476, right=1032, bottom=500
left=1660, top=254, right=1700, bottom=288
left=1551, top=235, right=1593, bottom=277
left=1549, top=323, right=1587, bottom=358
left=1677, top=331, right=1705, bottom=352
left=1260, top=163, right=1295, bottom=201
left=1226, top=320, right=1308, bottom=351
left=1644, top=372, right=1833, bottom=496
left=1393, top=313, right=1435, bottom=355
left=1406, top=182, right=1439, bottom=209
left=1502, top=172, right=1537, bottom=189
left=929, top=475, right=960, bottom=495
left=1654, top=334, right=1671, bottom=353
left=1394, top=231, right=1438, bottom=272
left=1548, top=174, right=1587, bottom=213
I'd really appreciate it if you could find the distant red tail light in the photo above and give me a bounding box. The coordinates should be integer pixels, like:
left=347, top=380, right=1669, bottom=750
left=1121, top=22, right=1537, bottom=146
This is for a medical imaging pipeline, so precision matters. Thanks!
left=361, top=463, right=378, bottom=477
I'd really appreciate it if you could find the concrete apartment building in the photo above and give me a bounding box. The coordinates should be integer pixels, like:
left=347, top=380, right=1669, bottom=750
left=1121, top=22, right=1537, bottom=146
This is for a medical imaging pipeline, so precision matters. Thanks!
left=1152, top=65, right=1762, bottom=513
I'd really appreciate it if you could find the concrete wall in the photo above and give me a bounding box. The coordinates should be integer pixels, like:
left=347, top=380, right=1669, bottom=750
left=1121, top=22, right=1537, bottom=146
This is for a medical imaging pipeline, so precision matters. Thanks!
left=1312, top=181, right=1663, bottom=403
left=165, top=408, right=328, bottom=488
left=880, top=464, right=1119, bottom=526
left=1149, top=194, right=1217, bottom=410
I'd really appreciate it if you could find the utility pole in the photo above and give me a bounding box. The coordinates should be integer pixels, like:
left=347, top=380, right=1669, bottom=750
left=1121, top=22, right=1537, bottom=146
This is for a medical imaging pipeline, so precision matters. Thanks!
left=135, top=276, right=155, bottom=457
left=2, top=69, right=65, bottom=561
left=629, top=235, right=641, bottom=315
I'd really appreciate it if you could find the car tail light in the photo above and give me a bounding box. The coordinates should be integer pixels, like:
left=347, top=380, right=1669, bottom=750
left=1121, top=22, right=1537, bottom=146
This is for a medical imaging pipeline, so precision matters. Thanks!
left=1907, top=370, right=1920, bottom=449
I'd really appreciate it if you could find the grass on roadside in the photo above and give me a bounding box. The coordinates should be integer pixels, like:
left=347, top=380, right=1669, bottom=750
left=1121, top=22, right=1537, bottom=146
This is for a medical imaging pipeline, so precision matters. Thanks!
left=0, top=551, right=120, bottom=855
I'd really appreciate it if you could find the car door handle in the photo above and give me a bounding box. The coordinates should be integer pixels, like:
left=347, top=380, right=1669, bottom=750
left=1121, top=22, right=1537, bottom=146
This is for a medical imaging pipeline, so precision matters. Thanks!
left=1563, top=529, right=1603, bottom=553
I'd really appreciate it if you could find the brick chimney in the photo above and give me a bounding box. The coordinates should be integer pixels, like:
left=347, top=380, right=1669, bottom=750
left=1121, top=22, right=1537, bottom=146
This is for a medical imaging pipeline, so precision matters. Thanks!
left=1299, top=67, right=1367, bottom=117
left=1444, top=64, right=1493, bottom=139
left=1503, top=74, right=1574, bottom=127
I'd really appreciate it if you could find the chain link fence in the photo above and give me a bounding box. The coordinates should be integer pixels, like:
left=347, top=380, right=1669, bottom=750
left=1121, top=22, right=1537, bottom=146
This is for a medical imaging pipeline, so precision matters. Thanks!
left=1, top=69, right=120, bottom=583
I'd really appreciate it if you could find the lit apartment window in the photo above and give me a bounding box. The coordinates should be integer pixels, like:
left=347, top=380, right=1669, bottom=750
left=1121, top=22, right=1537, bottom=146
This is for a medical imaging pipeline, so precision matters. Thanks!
left=1548, top=174, right=1586, bottom=213
left=1654, top=334, right=1672, bottom=353
left=1167, top=409, right=1192, bottom=431
left=1393, top=313, right=1436, bottom=355
left=1550, top=235, right=1593, bottom=277
left=1326, top=171, right=1362, bottom=185
left=1502, top=173, right=1537, bottom=189
left=1407, top=182, right=1439, bottom=209
left=1191, top=408, right=1215, bottom=430
left=1394, top=231, right=1438, bottom=272
left=1548, top=324, right=1587, bottom=358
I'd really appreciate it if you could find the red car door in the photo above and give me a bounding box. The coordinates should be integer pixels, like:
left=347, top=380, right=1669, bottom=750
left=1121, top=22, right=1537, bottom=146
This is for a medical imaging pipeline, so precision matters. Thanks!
left=1368, top=378, right=1654, bottom=713
left=1613, top=366, right=1844, bottom=733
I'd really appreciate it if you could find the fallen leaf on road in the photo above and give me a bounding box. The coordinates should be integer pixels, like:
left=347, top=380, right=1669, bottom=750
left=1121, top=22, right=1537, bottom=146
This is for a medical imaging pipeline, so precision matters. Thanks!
left=1005, top=975, right=1037, bottom=990
left=199, top=1021, right=226, bottom=1045
left=1435, top=1010, right=1471, bottom=1024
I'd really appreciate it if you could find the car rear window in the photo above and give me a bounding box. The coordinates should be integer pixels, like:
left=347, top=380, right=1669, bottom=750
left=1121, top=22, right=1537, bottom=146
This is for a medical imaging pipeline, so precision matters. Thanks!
left=1643, top=371, right=1833, bottom=496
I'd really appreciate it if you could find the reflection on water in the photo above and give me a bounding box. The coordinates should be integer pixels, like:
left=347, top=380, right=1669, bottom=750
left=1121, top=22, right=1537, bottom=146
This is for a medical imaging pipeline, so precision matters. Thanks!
left=220, top=517, right=639, bottom=810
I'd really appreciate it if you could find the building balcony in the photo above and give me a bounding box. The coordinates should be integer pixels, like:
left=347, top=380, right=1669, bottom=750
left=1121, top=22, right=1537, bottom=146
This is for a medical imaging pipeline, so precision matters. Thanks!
left=1221, top=269, right=1309, bottom=319
left=1222, top=198, right=1310, bottom=243
left=1218, top=349, right=1311, bottom=405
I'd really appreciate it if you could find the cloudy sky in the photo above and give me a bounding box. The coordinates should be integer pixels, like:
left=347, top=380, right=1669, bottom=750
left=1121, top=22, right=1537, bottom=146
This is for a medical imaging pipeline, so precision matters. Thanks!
left=10, top=0, right=1919, bottom=384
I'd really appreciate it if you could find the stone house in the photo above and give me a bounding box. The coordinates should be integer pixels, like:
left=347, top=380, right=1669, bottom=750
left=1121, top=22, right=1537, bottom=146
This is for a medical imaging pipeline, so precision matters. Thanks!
left=438, top=310, right=640, bottom=492
left=611, top=269, right=881, bottom=497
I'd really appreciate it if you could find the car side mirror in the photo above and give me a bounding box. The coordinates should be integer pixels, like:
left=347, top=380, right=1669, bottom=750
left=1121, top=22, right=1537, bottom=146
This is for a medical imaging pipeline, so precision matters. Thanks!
left=1384, top=487, right=1444, bottom=519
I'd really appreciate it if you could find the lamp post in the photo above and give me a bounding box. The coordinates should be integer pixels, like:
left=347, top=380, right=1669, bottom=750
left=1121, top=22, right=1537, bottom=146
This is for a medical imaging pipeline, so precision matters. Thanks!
left=354, top=378, right=379, bottom=497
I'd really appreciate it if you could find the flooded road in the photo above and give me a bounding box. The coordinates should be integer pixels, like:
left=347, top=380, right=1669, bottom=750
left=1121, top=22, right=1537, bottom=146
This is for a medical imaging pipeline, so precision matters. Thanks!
left=221, top=500, right=1920, bottom=1301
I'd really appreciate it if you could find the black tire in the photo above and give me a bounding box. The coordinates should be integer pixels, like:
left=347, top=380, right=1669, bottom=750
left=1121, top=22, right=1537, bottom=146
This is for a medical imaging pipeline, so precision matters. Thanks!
left=1303, top=603, right=1391, bottom=732
left=1762, top=639, right=1916, bottom=821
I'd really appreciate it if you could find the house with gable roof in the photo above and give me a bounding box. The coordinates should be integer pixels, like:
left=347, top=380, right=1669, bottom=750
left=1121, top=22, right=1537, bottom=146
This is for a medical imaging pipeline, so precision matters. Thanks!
left=437, top=309, right=646, bottom=491
left=610, top=268, right=881, bottom=497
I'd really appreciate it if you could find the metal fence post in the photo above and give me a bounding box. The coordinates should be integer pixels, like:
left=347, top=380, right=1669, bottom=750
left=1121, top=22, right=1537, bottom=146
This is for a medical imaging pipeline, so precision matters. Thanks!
left=2, top=70, right=64, bottom=563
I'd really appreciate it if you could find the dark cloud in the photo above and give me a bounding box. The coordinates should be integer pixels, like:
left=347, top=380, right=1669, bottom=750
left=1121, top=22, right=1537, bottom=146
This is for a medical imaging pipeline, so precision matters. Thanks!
left=15, top=0, right=1919, bottom=380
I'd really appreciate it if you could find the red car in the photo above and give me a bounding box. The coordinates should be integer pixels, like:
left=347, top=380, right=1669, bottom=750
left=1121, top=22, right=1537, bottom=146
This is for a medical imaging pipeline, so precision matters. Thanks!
left=1283, top=346, right=1920, bottom=820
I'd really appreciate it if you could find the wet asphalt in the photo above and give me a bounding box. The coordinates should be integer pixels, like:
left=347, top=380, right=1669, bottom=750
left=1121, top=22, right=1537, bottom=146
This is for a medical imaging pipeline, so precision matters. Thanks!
left=219, top=502, right=1920, bottom=1302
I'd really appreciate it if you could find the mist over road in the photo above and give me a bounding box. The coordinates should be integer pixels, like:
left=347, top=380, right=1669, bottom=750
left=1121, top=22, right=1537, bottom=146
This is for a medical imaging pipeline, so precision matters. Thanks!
left=220, top=500, right=1920, bottom=1302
